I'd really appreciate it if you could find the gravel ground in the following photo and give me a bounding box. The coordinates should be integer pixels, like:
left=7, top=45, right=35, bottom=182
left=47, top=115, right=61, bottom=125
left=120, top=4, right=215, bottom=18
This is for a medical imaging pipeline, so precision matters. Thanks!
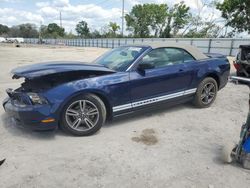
left=0, top=44, right=250, bottom=188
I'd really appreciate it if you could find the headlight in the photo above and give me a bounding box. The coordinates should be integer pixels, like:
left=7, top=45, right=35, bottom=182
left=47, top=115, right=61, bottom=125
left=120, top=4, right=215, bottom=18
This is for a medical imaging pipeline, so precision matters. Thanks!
left=27, top=93, right=48, bottom=105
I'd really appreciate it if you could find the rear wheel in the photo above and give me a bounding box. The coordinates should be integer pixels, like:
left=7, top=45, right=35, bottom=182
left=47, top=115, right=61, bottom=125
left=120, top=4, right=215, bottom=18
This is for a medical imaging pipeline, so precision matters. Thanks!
left=61, top=94, right=106, bottom=136
left=193, top=77, right=218, bottom=108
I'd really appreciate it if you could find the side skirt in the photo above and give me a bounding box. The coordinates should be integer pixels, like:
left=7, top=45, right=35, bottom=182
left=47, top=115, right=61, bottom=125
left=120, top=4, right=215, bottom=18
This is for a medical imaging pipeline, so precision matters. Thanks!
left=112, top=88, right=197, bottom=113
left=113, top=95, right=194, bottom=118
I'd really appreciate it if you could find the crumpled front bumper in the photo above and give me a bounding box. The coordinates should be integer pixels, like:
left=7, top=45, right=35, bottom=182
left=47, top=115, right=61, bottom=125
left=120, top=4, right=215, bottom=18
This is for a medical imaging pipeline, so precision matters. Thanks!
left=2, top=97, right=58, bottom=131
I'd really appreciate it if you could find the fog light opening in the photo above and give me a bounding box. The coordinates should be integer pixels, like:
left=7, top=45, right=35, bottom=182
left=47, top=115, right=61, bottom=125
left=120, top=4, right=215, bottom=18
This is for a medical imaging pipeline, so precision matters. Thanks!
left=41, top=118, right=55, bottom=123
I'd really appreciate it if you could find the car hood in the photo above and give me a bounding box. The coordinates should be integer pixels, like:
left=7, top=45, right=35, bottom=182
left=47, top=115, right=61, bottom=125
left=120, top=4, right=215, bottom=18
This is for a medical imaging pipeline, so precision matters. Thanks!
left=11, top=61, right=115, bottom=79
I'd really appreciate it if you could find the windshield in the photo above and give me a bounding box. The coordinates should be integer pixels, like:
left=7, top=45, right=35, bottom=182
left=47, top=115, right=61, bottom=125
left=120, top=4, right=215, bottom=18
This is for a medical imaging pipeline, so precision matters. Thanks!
left=94, top=46, right=146, bottom=71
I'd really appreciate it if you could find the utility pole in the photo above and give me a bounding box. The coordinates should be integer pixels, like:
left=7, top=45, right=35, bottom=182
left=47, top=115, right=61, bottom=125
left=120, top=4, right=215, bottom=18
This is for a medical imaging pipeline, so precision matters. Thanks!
left=121, top=0, right=124, bottom=37
left=39, top=21, right=42, bottom=43
left=60, top=11, right=62, bottom=28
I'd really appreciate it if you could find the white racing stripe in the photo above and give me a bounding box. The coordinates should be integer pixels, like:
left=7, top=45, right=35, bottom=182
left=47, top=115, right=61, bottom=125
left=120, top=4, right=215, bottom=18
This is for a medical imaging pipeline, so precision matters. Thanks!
left=112, top=103, right=132, bottom=112
left=113, top=88, right=197, bottom=112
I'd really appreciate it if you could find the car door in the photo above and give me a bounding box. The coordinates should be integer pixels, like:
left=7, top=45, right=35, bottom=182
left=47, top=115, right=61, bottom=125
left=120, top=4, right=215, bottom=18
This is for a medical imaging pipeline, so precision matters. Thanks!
left=129, top=47, right=196, bottom=107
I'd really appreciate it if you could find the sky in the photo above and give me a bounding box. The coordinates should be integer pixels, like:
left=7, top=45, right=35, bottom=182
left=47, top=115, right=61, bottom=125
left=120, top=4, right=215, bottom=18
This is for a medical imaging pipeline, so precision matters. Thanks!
left=0, top=0, right=225, bottom=34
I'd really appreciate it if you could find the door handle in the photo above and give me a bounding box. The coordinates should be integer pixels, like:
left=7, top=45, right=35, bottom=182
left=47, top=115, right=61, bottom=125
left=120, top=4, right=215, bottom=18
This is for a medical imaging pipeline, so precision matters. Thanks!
left=179, top=69, right=184, bottom=72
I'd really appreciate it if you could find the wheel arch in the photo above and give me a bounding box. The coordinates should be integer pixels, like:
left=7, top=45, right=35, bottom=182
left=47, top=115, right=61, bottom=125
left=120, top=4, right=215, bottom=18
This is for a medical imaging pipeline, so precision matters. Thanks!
left=193, top=73, right=219, bottom=108
left=200, top=72, right=220, bottom=89
left=90, top=91, right=113, bottom=121
left=56, top=89, right=113, bottom=123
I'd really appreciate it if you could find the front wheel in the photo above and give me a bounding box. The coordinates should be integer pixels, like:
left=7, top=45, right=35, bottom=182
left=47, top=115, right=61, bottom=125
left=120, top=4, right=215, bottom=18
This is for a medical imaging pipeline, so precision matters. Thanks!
left=193, top=77, right=218, bottom=108
left=60, top=94, right=106, bottom=136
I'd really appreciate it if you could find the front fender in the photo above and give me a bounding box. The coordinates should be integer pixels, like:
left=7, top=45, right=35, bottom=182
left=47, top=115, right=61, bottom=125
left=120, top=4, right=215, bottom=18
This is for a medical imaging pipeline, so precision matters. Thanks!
left=43, top=80, right=113, bottom=120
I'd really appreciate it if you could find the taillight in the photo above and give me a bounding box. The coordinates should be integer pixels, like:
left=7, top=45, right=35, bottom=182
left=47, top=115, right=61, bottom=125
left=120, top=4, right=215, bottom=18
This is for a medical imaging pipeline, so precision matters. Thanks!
left=233, top=60, right=241, bottom=71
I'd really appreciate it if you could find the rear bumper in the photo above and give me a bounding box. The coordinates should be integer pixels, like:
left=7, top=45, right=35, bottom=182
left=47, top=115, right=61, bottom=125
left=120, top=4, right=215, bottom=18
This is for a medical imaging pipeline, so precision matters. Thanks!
left=2, top=97, right=58, bottom=131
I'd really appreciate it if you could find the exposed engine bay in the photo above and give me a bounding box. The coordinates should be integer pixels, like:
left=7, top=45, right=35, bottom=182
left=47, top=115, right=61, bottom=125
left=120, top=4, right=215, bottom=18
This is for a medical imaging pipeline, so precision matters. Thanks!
left=15, top=70, right=113, bottom=92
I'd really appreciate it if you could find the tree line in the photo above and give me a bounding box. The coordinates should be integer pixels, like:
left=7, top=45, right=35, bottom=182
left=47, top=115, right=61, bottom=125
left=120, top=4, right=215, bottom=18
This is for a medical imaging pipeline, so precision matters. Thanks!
left=0, top=21, right=121, bottom=39
left=0, top=0, right=249, bottom=39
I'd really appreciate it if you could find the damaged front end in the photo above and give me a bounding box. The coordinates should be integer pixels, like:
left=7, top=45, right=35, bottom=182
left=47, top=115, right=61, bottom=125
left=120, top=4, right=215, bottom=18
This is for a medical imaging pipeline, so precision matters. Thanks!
left=16, top=70, right=114, bottom=92
left=11, top=61, right=115, bottom=91
left=6, top=61, right=115, bottom=105
left=3, top=61, right=115, bottom=130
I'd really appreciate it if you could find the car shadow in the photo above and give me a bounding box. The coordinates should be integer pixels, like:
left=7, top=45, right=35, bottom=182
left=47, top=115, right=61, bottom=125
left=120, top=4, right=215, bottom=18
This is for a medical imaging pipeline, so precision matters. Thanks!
left=212, top=145, right=250, bottom=172
left=0, top=113, right=57, bottom=140
left=1, top=101, right=195, bottom=139
left=106, top=101, right=195, bottom=128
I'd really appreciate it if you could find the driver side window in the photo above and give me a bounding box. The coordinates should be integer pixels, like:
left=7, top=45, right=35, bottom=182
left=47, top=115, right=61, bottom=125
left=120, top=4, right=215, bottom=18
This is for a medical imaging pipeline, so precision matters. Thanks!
left=139, top=48, right=195, bottom=69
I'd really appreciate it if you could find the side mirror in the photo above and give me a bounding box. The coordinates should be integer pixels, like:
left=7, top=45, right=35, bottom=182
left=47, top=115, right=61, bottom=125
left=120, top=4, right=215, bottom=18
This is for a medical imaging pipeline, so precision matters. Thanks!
left=137, top=63, right=155, bottom=76
left=137, top=63, right=155, bottom=71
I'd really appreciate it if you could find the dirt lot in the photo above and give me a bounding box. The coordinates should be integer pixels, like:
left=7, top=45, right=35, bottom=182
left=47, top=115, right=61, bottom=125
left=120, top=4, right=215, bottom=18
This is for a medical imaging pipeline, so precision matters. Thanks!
left=0, top=44, right=250, bottom=188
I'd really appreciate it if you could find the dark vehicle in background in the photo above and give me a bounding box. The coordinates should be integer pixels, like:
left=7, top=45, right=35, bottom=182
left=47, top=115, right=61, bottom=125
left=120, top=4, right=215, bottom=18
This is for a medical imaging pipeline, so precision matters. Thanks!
left=234, top=45, right=250, bottom=77
left=3, top=43, right=230, bottom=136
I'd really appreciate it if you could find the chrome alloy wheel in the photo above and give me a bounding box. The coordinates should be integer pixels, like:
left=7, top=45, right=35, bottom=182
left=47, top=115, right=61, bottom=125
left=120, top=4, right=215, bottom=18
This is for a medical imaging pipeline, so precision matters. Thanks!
left=65, top=100, right=99, bottom=131
left=201, top=82, right=216, bottom=105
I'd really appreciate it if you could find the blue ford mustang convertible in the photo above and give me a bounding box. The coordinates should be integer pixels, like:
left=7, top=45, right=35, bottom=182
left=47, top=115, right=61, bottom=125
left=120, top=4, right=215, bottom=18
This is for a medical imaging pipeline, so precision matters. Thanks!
left=3, top=43, right=230, bottom=136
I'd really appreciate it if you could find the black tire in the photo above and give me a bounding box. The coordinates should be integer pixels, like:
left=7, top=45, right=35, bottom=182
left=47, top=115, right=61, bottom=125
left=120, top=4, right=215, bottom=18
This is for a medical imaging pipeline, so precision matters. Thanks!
left=242, top=153, right=250, bottom=169
left=60, top=94, right=106, bottom=136
left=193, top=77, right=218, bottom=108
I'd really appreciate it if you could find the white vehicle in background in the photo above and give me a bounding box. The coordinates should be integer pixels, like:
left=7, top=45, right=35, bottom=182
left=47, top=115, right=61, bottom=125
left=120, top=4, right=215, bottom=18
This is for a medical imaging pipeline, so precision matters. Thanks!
left=6, top=37, right=24, bottom=43
left=0, top=37, right=6, bottom=42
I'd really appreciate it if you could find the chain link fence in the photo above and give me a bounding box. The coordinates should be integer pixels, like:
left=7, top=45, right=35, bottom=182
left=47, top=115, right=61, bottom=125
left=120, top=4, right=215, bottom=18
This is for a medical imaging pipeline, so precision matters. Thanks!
left=24, top=38, right=250, bottom=56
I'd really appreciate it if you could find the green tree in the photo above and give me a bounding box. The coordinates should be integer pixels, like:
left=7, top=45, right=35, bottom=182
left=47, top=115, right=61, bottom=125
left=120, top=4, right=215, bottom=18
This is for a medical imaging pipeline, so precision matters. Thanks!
left=160, top=2, right=190, bottom=38
left=125, top=3, right=190, bottom=38
left=40, top=25, right=48, bottom=38
left=147, top=4, right=168, bottom=37
left=8, top=26, right=19, bottom=37
left=9, top=23, right=38, bottom=38
left=125, top=4, right=153, bottom=37
left=90, top=30, right=102, bottom=38
left=47, top=23, right=65, bottom=38
left=108, top=22, right=120, bottom=36
left=216, top=0, right=250, bottom=33
left=0, top=24, right=9, bottom=35
left=65, top=31, right=76, bottom=39
left=39, top=23, right=65, bottom=39
left=125, top=3, right=168, bottom=37
left=19, top=23, right=38, bottom=38
left=75, top=21, right=90, bottom=38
